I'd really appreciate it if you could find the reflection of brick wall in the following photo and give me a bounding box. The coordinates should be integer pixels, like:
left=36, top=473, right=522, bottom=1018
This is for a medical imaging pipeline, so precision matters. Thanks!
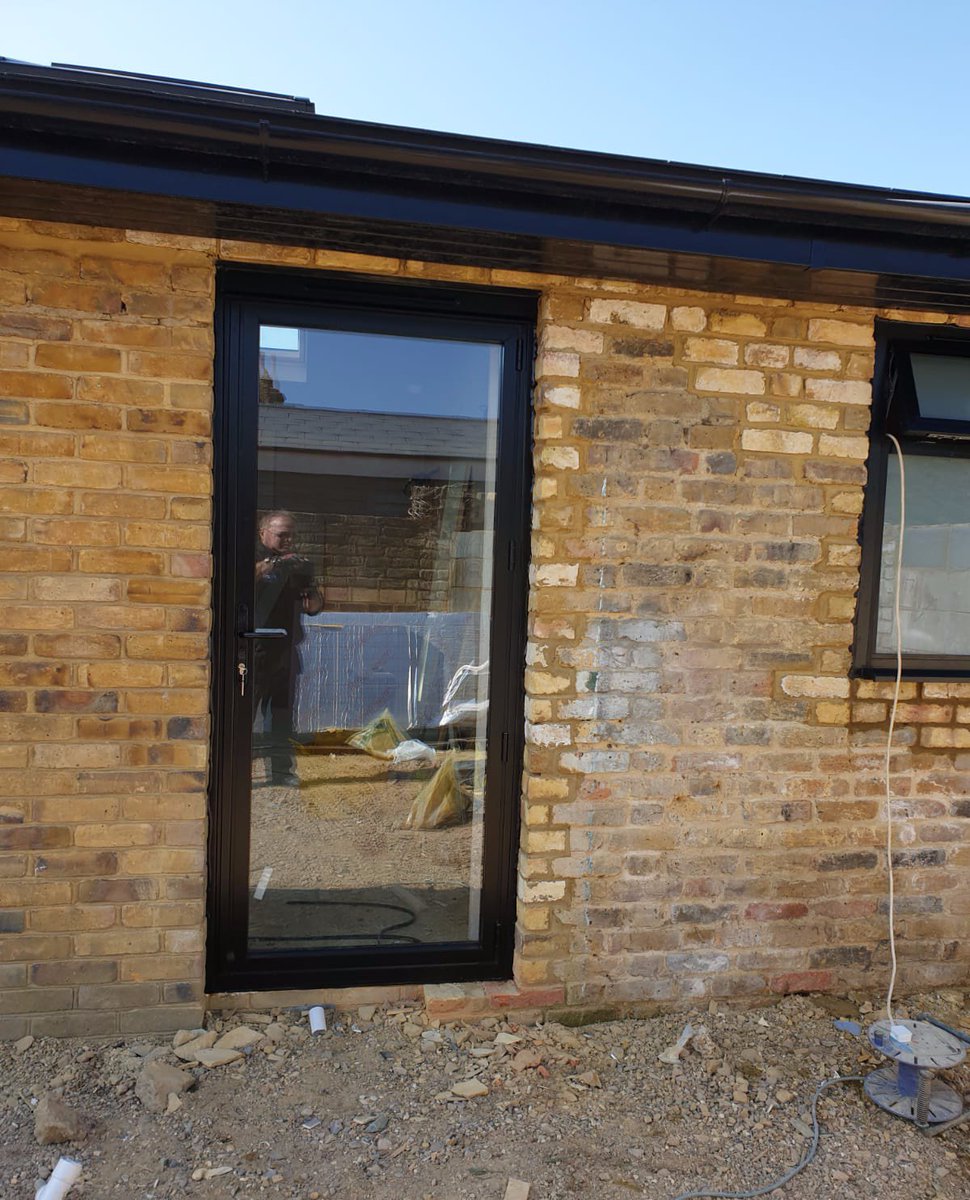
left=294, top=510, right=454, bottom=612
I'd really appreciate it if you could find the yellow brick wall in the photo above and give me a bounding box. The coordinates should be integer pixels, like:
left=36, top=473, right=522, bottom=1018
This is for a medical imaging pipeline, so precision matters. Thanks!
left=1, top=216, right=968, bottom=1034
left=521, top=288, right=970, bottom=1008
left=0, top=219, right=215, bottom=1036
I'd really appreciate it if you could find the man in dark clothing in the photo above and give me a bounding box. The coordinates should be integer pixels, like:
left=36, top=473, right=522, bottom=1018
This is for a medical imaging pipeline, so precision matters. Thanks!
left=253, top=510, right=322, bottom=786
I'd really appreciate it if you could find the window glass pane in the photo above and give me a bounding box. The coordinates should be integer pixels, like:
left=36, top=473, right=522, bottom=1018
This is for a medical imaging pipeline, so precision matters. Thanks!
left=248, top=324, right=501, bottom=953
left=909, top=354, right=970, bottom=422
left=876, top=454, right=970, bottom=656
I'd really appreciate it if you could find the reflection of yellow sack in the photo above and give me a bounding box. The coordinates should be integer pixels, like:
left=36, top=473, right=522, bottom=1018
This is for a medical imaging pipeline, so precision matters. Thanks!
left=347, top=710, right=405, bottom=759
left=405, top=754, right=469, bottom=830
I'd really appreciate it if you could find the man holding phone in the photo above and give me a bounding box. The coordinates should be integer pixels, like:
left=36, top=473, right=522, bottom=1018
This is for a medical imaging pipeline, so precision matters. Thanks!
left=253, top=510, right=323, bottom=787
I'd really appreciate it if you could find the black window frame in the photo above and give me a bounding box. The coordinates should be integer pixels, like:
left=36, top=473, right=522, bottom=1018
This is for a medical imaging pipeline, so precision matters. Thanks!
left=207, top=265, right=536, bottom=995
left=854, top=319, right=970, bottom=679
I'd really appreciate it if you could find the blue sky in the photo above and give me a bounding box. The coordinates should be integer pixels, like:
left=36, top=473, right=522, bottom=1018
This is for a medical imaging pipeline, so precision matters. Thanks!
left=6, top=1, right=970, bottom=196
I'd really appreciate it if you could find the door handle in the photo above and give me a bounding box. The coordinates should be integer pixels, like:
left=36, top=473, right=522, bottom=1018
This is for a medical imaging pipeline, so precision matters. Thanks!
left=240, top=628, right=288, bottom=639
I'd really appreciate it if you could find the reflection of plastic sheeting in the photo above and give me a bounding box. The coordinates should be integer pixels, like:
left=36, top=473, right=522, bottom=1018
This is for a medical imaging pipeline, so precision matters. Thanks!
left=439, top=660, right=489, bottom=727
left=294, top=611, right=482, bottom=733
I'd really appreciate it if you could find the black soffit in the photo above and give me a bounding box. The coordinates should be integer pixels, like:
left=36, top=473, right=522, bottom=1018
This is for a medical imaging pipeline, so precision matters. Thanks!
left=4, top=61, right=970, bottom=310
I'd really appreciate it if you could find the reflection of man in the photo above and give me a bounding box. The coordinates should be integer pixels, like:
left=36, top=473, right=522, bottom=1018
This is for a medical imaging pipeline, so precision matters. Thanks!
left=253, top=511, right=322, bottom=787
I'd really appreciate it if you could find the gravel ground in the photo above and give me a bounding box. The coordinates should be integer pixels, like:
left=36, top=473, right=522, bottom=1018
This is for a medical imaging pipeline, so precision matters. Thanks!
left=2, top=990, right=969, bottom=1200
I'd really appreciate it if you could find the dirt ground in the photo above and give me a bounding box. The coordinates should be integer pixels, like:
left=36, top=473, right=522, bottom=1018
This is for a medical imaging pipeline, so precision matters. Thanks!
left=3, top=990, right=970, bottom=1200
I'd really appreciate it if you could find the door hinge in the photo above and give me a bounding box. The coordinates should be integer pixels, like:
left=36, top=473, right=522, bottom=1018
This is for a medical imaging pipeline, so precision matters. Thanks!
left=515, top=338, right=524, bottom=371
left=501, top=731, right=509, bottom=761
left=507, top=539, right=516, bottom=572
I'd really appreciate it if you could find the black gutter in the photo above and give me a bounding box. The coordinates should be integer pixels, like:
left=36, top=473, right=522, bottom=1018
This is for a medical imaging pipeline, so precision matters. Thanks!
left=3, top=61, right=970, bottom=310
left=3, top=60, right=970, bottom=238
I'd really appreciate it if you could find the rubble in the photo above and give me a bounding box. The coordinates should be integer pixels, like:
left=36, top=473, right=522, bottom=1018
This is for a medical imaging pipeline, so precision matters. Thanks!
left=0, top=990, right=967, bottom=1197
left=33, top=1096, right=88, bottom=1146
left=134, top=1062, right=195, bottom=1114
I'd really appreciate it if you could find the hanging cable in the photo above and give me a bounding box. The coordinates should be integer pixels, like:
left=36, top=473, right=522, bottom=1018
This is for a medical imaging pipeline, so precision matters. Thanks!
left=884, top=433, right=906, bottom=1035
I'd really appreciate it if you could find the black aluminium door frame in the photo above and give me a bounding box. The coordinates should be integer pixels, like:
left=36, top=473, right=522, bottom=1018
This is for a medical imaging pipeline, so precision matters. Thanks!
left=207, top=265, right=537, bottom=994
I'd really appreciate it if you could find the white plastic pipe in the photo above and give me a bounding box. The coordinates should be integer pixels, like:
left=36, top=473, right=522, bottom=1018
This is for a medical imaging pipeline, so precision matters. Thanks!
left=308, top=1005, right=327, bottom=1034
left=36, top=1157, right=82, bottom=1200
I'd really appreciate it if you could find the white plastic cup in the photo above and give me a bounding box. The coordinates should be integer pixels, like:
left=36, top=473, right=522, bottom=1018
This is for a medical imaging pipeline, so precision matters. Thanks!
left=308, top=1005, right=327, bottom=1034
left=36, top=1157, right=82, bottom=1200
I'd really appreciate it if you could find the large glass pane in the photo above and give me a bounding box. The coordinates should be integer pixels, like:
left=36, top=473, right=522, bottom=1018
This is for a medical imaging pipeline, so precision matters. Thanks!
left=875, top=454, right=970, bottom=655
left=247, top=325, right=500, bottom=954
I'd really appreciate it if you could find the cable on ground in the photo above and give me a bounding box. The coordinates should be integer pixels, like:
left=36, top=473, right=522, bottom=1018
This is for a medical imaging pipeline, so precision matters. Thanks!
left=667, top=1075, right=866, bottom=1200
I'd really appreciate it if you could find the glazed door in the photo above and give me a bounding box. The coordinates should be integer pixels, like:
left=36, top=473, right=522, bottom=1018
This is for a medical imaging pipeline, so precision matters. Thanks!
left=207, top=271, right=534, bottom=993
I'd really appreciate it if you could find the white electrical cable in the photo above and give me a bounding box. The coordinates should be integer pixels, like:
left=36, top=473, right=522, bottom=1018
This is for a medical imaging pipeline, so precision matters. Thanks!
left=884, top=433, right=906, bottom=1039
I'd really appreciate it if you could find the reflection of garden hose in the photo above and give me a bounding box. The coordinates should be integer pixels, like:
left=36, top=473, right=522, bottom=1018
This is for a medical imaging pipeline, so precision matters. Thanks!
left=252, top=899, right=420, bottom=945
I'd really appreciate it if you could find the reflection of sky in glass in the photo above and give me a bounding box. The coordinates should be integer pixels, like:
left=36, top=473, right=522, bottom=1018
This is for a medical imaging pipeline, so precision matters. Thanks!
left=259, top=327, right=499, bottom=420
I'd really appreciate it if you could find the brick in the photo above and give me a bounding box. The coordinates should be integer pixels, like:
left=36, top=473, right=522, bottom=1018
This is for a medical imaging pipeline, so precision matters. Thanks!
left=32, top=850, right=118, bottom=876
left=804, top=379, right=871, bottom=405
left=745, top=902, right=808, bottom=921
left=696, top=368, right=765, bottom=395
left=33, top=576, right=122, bottom=602
left=0, top=369, right=74, bottom=399
left=123, top=521, right=210, bottom=550
left=0, top=987, right=76, bottom=1013
left=126, top=633, right=207, bottom=660
left=76, top=375, right=163, bottom=405
left=2, top=547, right=72, bottom=572
left=127, top=407, right=211, bottom=435
left=684, top=338, right=738, bottom=365
left=709, top=312, right=767, bottom=336
left=81, top=662, right=164, bottom=687
left=78, top=982, right=160, bottom=1009
left=35, top=344, right=122, bottom=372
left=120, top=1004, right=205, bottom=1034
left=31, top=959, right=117, bottom=985
left=31, top=1012, right=119, bottom=1037
left=77, top=548, right=165, bottom=574
left=807, top=319, right=872, bottom=347
left=0, top=825, right=71, bottom=850
left=119, top=848, right=204, bottom=874
left=769, top=970, right=834, bottom=994
left=0, top=313, right=71, bottom=340
left=28, top=906, right=117, bottom=932
left=587, top=299, right=666, bottom=329
left=741, top=429, right=812, bottom=455
left=127, top=579, right=209, bottom=604
left=80, top=492, right=167, bottom=518
left=79, top=433, right=167, bottom=462
left=671, top=306, right=706, bottom=332
left=125, top=465, right=211, bottom=495
left=34, top=632, right=121, bottom=659
left=34, top=460, right=123, bottom=489
left=78, top=878, right=157, bottom=902
left=77, top=716, right=163, bottom=740
left=74, top=929, right=160, bottom=957
left=744, top=343, right=789, bottom=368
left=0, top=934, right=71, bottom=962
left=128, top=350, right=210, bottom=380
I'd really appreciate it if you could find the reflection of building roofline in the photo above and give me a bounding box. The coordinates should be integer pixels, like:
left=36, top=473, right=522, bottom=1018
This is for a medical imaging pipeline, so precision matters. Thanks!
left=268, top=403, right=487, bottom=423
left=258, top=403, right=489, bottom=459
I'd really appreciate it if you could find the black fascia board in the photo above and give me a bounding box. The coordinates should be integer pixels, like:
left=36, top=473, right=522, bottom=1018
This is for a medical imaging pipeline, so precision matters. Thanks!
left=4, top=62, right=970, bottom=307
